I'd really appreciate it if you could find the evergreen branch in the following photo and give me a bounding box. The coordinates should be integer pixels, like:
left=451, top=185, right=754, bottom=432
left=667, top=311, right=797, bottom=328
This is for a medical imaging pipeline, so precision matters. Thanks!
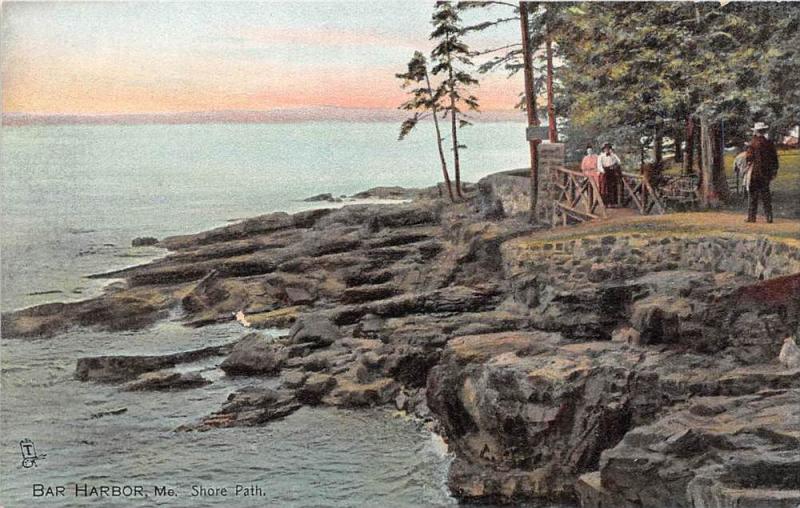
left=456, top=1, right=517, bottom=9
left=462, top=16, right=520, bottom=33
left=473, top=43, right=522, bottom=56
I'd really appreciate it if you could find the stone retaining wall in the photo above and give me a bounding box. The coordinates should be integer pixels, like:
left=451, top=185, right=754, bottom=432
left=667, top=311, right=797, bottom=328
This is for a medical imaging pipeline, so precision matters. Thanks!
left=501, top=232, right=800, bottom=361
left=504, top=233, right=800, bottom=283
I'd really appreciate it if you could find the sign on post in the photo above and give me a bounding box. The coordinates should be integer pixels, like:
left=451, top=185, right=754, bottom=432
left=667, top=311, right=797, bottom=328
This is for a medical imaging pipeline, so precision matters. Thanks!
left=526, top=126, right=549, bottom=141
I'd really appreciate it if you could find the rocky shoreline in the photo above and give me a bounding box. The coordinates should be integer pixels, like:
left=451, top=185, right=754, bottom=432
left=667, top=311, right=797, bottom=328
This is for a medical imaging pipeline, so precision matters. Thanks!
left=3, top=175, right=800, bottom=506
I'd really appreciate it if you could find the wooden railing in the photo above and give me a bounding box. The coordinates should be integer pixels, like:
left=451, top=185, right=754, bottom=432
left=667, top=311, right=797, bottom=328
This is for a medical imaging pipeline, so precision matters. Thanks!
left=659, top=174, right=700, bottom=208
left=551, top=167, right=607, bottom=226
left=620, top=171, right=666, bottom=215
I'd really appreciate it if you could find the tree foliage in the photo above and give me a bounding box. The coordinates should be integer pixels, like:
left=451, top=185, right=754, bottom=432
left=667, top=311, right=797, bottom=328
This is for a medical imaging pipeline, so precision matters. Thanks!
left=396, top=51, right=455, bottom=201
left=457, top=1, right=800, bottom=202
left=430, top=1, right=481, bottom=198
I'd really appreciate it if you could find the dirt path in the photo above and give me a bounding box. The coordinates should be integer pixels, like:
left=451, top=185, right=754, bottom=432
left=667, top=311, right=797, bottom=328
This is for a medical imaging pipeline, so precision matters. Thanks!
left=529, top=210, right=800, bottom=244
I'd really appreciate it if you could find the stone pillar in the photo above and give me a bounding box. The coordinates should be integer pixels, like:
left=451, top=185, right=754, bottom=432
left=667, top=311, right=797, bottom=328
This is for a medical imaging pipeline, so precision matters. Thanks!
left=537, top=143, right=566, bottom=221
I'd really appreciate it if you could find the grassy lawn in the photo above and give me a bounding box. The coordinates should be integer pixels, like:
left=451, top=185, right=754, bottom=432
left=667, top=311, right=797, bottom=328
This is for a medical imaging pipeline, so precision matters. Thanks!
left=513, top=211, right=800, bottom=251
left=771, top=150, right=800, bottom=218
left=663, top=149, right=799, bottom=218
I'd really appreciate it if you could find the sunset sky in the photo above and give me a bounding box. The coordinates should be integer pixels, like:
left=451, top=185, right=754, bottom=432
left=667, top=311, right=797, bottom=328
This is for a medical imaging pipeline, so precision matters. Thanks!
left=1, top=1, right=524, bottom=115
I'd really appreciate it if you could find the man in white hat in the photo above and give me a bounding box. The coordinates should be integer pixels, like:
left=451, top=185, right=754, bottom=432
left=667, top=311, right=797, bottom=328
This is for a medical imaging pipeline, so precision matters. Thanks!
left=745, top=122, right=779, bottom=223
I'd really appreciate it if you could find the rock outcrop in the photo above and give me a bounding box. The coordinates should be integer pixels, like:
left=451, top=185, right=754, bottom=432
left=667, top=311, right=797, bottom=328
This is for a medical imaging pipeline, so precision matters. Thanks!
left=76, top=343, right=233, bottom=382
left=428, top=332, right=800, bottom=504
left=131, top=236, right=159, bottom=247
left=180, top=387, right=302, bottom=430
left=578, top=389, right=800, bottom=508
left=219, top=333, right=285, bottom=376
left=122, top=371, right=211, bottom=391
left=7, top=176, right=799, bottom=506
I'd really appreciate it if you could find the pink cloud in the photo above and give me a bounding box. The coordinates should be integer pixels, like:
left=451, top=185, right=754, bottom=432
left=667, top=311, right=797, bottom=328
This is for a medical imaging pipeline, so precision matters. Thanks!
left=237, top=26, right=423, bottom=49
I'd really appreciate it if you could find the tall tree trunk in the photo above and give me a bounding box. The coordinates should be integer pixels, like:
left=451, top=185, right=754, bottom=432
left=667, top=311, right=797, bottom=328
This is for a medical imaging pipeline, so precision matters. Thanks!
left=519, top=1, right=540, bottom=223
left=700, top=116, right=712, bottom=205
left=425, top=72, right=454, bottom=202
left=711, top=122, right=729, bottom=202
left=699, top=117, right=729, bottom=206
left=545, top=36, right=557, bottom=143
left=695, top=119, right=703, bottom=173
left=684, top=116, right=695, bottom=174
left=674, top=124, right=684, bottom=163
left=449, top=94, right=463, bottom=199
left=654, top=130, right=663, bottom=165
left=445, top=32, right=463, bottom=199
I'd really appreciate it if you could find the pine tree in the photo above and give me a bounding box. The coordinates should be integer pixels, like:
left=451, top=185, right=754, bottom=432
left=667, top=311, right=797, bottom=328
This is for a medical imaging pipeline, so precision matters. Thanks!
left=457, top=1, right=799, bottom=206
left=558, top=2, right=799, bottom=205
left=459, top=2, right=580, bottom=148
left=396, top=51, right=455, bottom=202
left=430, top=1, right=480, bottom=199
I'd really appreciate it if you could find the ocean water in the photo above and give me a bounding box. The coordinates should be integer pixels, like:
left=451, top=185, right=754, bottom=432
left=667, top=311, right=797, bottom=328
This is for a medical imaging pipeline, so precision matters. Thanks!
left=0, top=121, right=530, bottom=507
left=0, top=321, right=455, bottom=507
left=1, top=121, right=527, bottom=311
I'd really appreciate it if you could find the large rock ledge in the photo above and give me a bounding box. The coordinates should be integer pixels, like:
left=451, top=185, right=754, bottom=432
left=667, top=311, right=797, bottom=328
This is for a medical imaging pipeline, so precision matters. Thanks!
left=427, top=332, right=800, bottom=505
left=76, top=343, right=233, bottom=382
left=4, top=174, right=800, bottom=506
left=578, top=389, right=800, bottom=508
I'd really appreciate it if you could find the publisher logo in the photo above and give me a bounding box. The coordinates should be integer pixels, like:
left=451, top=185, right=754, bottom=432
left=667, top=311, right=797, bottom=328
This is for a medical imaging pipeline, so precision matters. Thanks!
left=20, top=439, right=46, bottom=468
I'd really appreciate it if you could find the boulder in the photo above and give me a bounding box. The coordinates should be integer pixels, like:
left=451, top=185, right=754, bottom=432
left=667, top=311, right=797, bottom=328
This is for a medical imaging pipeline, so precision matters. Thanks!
left=122, top=371, right=210, bottom=391
left=353, top=314, right=385, bottom=339
left=186, top=387, right=301, bottom=429
left=281, top=370, right=308, bottom=389
left=181, top=269, right=229, bottom=313
left=341, top=284, right=399, bottom=304
left=296, top=373, right=337, bottom=404
left=220, top=333, right=286, bottom=376
left=631, top=296, right=692, bottom=345
left=475, top=171, right=531, bottom=218
left=611, top=326, right=641, bottom=345
left=303, top=193, right=337, bottom=202
left=384, top=347, right=439, bottom=388
left=350, top=186, right=416, bottom=200
left=288, top=315, right=340, bottom=348
left=131, top=236, right=159, bottom=247
left=284, top=287, right=314, bottom=305
left=76, top=343, right=233, bottom=382
left=294, top=349, right=338, bottom=372
left=779, top=337, right=800, bottom=369
left=247, top=306, right=305, bottom=329
left=323, top=377, right=399, bottom=407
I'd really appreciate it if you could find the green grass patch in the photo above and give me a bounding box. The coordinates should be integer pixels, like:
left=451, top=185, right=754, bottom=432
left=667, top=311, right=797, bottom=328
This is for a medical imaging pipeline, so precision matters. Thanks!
left=510, top=211, right=800, bottom=251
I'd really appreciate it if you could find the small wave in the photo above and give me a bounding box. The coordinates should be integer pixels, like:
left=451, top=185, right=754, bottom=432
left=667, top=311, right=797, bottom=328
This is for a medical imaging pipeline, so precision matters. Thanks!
left=429, top=433, right=450, bottom=458
left=27, top=289, right=64, bottom=296
left=0, top=364, right=30, bottom=373
left=114, top=253, right=155, bottom=258
left=79, top=474, right=112, bottom=481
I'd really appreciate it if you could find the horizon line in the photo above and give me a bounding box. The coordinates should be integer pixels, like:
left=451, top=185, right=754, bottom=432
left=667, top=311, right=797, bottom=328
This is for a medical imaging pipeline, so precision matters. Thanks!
left=2, top=107, right=526, bottom=127
left=3, top=106, right=522, bottom=117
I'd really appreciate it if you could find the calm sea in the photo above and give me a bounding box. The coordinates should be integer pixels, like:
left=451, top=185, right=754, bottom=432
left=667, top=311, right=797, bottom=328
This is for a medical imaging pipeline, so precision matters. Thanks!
left=0, top=121, right=537, bottom=507
left=1, top=121, right=528, bottom=311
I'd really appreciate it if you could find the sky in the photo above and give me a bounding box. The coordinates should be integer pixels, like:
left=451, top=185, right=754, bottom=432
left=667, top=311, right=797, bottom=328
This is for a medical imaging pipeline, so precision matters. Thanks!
left=1, top=1, right=524, bottom=115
